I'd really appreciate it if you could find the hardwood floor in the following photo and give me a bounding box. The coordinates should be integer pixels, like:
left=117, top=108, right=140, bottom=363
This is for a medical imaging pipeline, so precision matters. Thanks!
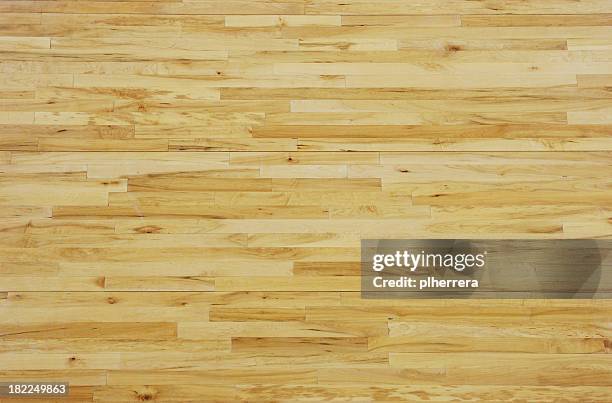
left=0, top=1, right=611, bottom=401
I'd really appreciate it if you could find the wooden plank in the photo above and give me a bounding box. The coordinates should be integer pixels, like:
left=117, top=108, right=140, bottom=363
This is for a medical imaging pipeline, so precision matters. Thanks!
left=179, top=320, right=388, bottom=338
left=52, top=205, right=331, bottom=219
left=255, top=124, right=612, bottom=138
left=226, top=15, right=341, bottom=27
left=0, top=370, right=105, bottom=386
left=297, top=137, right=611, bottom=152
left=368, top=335, right=608, bottom=354
left=0, top=323, right=177, bottom=340
left=305, top=1, right=612, bottom=15
left=93, top=385, right=236, bottom=402
left=106, top=369, right=316, bottom=385
left=388, top=353, right=612, bottom=386
left=0, top=1, right=305, bottom=15
left=236, top=384, right=612, bottom=402
left=461, top=14, right=612, bottom=27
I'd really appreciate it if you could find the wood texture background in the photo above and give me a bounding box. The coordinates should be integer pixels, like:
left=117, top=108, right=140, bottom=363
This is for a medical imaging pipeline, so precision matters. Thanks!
left=0, top=0, right=611, bottom=401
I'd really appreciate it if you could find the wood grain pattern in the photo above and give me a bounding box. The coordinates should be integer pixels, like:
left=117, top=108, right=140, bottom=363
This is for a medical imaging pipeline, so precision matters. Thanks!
left=1, top=0, right=611, bottom=401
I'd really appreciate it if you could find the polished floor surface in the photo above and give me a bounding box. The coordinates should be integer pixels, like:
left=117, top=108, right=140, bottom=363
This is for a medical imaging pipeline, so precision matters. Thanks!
left=0, top=1, right=611, bottom=401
